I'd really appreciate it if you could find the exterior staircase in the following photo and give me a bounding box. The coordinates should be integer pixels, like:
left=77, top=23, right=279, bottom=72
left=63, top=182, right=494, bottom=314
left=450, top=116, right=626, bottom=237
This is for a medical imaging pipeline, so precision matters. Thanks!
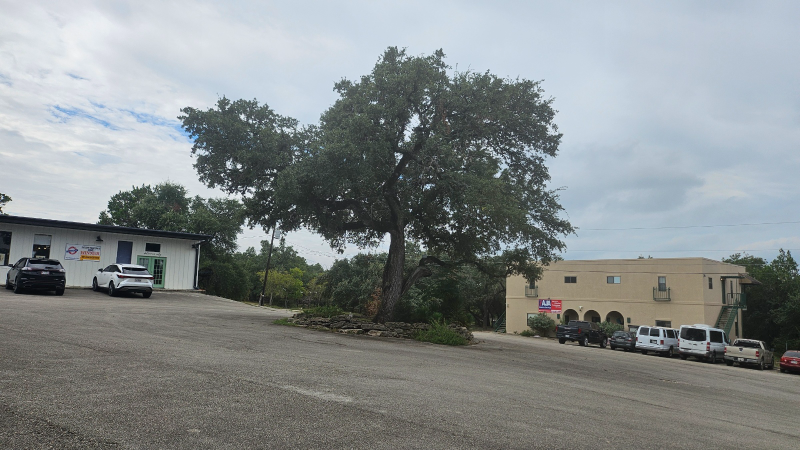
left=494, top=312, right=506, bottom=333
left=714, top=293, right=746, bottom=336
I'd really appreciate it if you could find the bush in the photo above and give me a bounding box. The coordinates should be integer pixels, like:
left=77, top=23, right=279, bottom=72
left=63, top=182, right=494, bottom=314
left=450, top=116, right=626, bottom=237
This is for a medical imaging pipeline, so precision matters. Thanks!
left=414, top=320, right=468, bottom=346
left=520, top=329, right=535, bottom=337
left=598, top=320, right=624, bottom=336
left=527, top=313, right=556, bottom=336
left=303, top=305, right=345, bottom=318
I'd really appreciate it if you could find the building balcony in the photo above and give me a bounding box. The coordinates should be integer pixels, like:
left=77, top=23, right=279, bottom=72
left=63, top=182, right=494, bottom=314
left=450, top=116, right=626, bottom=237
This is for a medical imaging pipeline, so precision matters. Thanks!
left=525, top=286, right=538, bottom=297
left=653, top=287, right=671, bottom=301
left=727, top=292, right=747, bottom=309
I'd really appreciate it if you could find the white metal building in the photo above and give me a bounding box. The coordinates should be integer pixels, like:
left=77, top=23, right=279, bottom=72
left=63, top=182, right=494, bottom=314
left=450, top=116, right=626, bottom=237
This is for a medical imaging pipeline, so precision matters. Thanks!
left=1, top=215, right=210, bottom=290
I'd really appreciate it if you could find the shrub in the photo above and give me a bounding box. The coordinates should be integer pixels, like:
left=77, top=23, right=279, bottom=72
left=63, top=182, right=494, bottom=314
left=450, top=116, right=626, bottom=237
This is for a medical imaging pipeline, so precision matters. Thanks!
left=303, top=305, right=345, bottom=318
left=527, top=313, right=556, bottom=336
left=520, top=329, right=535, bottom=337
left=597, top=320, right=624, bottom=336
left=414, top=320, right=468, bottom=346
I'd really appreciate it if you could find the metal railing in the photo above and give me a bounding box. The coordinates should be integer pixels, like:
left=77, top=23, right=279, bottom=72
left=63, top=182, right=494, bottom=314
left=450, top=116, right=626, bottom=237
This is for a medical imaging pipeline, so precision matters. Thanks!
left=653, top=287, right=671, bottom=301
left=525, top=286, right=538, bottom=297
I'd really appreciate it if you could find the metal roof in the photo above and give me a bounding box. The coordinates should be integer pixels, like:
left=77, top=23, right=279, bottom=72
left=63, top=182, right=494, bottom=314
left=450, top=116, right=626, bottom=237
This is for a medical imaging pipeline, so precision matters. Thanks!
left=0, top=215, right=211, bottom=241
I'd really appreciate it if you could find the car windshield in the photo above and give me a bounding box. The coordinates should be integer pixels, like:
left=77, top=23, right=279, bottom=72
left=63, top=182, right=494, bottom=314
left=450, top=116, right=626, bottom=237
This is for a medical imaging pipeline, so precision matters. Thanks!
left=612, top=331, right=628, bottom=337
left=681, top=328, right=707, bottom=341
left=123, top=267, right=151, bottom=275
left=734, top=341, right=760, bottom=348
left=28, top=259, right=62, bottom=268
left=784, top=351, right=800, bottom=358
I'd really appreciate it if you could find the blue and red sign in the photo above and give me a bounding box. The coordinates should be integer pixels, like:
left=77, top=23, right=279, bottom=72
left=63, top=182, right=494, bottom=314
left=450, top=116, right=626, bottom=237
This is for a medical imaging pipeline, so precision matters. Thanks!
left=538, top=299, right=562, bottom=313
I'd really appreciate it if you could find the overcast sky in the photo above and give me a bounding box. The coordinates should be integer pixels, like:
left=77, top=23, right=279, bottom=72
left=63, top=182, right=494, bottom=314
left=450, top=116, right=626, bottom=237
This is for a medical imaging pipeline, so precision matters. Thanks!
left=1, top=1, right=798, bottom=268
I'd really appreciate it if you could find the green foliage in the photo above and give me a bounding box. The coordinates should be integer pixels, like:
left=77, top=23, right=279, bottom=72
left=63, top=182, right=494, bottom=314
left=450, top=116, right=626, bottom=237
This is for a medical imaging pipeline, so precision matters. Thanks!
left=303, top=305, right=345, bottom=318
left=725, top=250, right=800, bottom=349
left=273, top=318, right=296, bottom=326
left=0, top=192, right=10, bottom=214
left=597, top=320, right=624, bottom=337
left=527, top=313, right=556, bottom=336
left=413, top=320, right=468, bottom=346
left=260, top=268, right=304, bottom=306
left=519, top=329, right=535, bottom=337
left=181, top=47, right=573, bottom=322
left=200, top=259, right=251, bottom=301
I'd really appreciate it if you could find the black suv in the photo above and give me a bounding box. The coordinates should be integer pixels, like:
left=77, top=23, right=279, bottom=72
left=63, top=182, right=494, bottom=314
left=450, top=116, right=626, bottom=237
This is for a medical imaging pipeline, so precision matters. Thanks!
left=5, top=258, right=67, bottom=295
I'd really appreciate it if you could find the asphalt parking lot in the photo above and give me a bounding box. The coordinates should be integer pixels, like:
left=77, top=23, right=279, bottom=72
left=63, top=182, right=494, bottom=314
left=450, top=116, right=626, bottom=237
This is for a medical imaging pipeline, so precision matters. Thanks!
left=1, top=288, right=799, bottom=449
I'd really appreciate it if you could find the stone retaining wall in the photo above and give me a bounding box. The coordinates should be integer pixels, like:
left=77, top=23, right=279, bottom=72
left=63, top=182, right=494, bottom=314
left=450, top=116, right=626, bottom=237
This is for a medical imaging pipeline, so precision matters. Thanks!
left=288, top=313, right=474, bottom=342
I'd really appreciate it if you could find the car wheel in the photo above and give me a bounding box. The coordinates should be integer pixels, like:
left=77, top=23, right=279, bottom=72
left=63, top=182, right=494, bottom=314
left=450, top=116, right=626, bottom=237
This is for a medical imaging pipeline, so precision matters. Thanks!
left=108, top=282, right=116, bottom=297
left=667, top=347, right=674, bottom=358
left=600, top=339, right=607, bottom=348
left=725, top=360, right=734, bottom=366
left=758, top=359, right=765, bottom=371
left=709, top=351, right=717, bottom=364
left=142, top=291, right=152, bottom=299
left=780, top=367, right=786, bottom=373
left=610, top=345, right=616, bottom=351
left=680, top=354, right=687, bottom=360
left=624, top=347, right=630, bottom=352
left=582, top=336, right=589, bottom=347
left=92, top=278, right=99, bottom=291
left=558, top=338, right=565, bottom=344
left=5, top=274, right=12, bottom=290
left=13, top=276, right=23, bottom=294
left=55, top=288, right=64, bottom=296
left=641, top=350, right=648, bottom=355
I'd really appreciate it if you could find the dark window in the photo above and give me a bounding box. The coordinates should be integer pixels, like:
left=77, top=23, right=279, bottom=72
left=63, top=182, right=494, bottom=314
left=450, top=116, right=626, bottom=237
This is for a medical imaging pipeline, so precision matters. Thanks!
left=680, top=328, right=707, bottom=341
left=666, top=330, right=676, bottom=339
left=650, top=328, right=660, bottom=337
left=639, top=327, right=650, bottom=336
left=116, top=241, right=133, bottom=264
left=658, top=276, right=667, bottom=292
left=104, top=264, right=116, bottom=272
left=710, top=330, right=723, bottom=343
left=145, top=243, right=161, bottom=253
left=655, top=320, right=672, bottom=328
left=708, top=277, right=713, bottom=289
left=784, top=351, right=800, bottom=357
left=564, top=276, right=577, bottom=283
left=32, top=234, right=51, bottom=259
left=123, top=267, right=151, bottom=275
left=0, top=231, right=11, bottom=265
left=28, top=259, right=63, bottom=269
left=607, top=276, right=620, bottom=284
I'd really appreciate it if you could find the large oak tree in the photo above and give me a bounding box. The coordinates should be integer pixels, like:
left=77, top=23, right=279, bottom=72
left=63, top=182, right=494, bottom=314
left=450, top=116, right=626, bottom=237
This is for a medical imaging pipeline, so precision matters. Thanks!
left=180, top=48, right=573, bottom=322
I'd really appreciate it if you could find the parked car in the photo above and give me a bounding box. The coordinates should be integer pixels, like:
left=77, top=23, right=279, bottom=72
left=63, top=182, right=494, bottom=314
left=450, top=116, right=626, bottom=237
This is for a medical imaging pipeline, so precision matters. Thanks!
left=556, top=320, right=608, bottom=347
left=610, top=330, right=636, bottom=351
left=678, top=324, right=728, bottom=363
left=779, top=350, right=800, bottom=374
left=93, top=264, right=154, bottom=298
left=5, top=258, right=66, bottom=295
left=636, top=326, right=680, bottom=357
left=724, top=339, right=774, bottom=370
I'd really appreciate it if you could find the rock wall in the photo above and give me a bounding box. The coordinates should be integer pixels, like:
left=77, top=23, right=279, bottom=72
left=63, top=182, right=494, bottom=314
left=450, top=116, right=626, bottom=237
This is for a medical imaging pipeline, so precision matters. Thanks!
left=288, top=313, right=474, bottom=343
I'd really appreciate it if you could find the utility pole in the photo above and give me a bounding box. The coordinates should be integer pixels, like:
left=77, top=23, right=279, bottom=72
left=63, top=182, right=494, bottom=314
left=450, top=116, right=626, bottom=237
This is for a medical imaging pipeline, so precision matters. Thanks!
left=258, top=226, right=278, bottom=307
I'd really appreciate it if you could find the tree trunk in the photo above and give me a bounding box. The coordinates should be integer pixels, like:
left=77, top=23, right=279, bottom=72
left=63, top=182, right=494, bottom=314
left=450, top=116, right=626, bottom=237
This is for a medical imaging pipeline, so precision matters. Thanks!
left=374, top=229, right=405, bottom=323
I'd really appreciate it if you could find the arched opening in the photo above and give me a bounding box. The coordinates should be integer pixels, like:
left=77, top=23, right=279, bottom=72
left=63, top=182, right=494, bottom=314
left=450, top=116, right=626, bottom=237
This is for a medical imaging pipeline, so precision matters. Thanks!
left=584, top=309, right=601, bottom=323
left=606, top=311, right=624, bottom=325
left=562, top=309, right=579, bottom=323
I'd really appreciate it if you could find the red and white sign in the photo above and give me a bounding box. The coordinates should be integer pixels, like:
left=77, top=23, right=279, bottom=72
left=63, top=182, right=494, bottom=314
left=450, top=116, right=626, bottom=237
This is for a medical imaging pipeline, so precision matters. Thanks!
left=538, top=299, right=562, bottom=313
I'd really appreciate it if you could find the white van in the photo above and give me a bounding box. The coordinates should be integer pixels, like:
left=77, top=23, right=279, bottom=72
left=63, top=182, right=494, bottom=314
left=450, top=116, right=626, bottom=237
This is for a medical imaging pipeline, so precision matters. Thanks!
left=678, top=324, right=728, bottom=363
left=635, top=326, right=680, bottom=357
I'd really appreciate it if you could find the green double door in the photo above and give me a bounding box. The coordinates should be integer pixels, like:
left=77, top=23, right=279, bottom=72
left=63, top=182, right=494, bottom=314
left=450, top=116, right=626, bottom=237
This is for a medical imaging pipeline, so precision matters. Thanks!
left=137, top=256, right=166, bottom=288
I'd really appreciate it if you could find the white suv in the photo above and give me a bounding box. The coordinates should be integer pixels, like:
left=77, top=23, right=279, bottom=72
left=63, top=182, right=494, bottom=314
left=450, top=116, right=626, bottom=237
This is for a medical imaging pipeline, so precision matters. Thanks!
left=93, top=264, right=154, bottom=298
left=635, top=326, right=680, bottom=357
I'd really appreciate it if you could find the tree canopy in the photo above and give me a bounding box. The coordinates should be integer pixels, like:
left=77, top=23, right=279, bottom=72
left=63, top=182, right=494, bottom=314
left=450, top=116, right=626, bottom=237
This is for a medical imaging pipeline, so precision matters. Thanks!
left=0, top=192, right=10, bottom=214
left=180, top=47, right=573, bottom=322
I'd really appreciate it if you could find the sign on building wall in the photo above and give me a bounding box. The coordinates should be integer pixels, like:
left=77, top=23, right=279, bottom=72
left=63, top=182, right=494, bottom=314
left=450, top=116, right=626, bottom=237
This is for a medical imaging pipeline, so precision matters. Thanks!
left=538, top=299, right=562, bottom=313
left=64, top=244, right=102, bottom=261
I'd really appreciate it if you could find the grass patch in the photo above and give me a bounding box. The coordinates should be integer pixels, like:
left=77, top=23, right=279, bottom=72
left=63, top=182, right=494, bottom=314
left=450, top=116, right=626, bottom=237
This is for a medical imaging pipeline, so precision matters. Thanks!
left=414, top=320, right=468, bottom=346
left=303, top=305, right=345, bottom=318
left=273, top=318, right=296, bottom=326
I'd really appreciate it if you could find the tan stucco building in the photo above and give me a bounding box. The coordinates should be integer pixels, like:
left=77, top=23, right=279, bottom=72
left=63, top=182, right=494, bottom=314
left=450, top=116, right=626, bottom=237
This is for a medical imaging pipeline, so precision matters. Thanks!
left=505, top=258, right=756, bottom=340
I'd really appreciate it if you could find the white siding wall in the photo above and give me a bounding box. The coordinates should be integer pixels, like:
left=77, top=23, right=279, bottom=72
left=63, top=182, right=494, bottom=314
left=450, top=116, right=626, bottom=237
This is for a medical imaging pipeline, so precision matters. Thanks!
left=0, top=223, right=200, bottom=289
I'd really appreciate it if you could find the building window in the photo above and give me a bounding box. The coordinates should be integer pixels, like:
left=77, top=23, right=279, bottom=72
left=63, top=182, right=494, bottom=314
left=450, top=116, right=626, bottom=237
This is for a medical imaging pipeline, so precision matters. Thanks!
left=564, top=276, right=577, bottom=284
left=708, top=277, right=713, bottom=289
left=607, top=276, right=621, bottom=284
left=655, top=320, right=672, bottom=328
left=32, top=234, right=51, bottom=258
left=0, top=231, right=11, bottom=265
left=145, top=243, right=161, bottom=253
left=658, top=276, right=667, bottom=292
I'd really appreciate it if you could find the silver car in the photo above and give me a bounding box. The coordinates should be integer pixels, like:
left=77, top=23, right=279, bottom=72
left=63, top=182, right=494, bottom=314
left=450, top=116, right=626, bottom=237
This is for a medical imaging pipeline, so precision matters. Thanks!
left=92, top=264, right=154, bottom=298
